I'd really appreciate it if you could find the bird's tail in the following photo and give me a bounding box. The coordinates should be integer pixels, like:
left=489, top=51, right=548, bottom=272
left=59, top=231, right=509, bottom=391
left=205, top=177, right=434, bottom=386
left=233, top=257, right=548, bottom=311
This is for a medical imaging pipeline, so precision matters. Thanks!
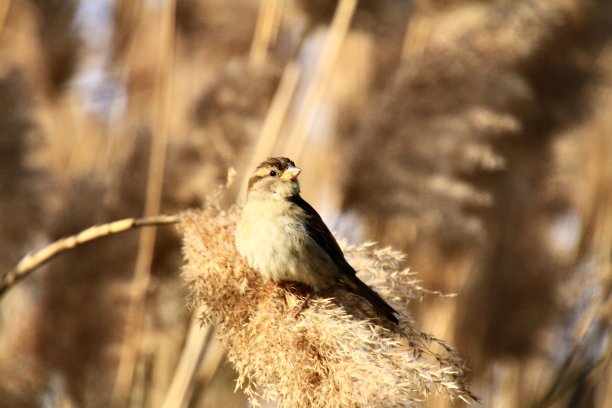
left=342, top=275, right=399, bottom=324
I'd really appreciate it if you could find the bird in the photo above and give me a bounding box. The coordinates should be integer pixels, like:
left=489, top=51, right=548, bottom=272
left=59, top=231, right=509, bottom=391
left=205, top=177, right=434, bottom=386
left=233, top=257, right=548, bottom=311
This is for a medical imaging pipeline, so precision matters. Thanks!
left=235, top=157, right=399, bottom=324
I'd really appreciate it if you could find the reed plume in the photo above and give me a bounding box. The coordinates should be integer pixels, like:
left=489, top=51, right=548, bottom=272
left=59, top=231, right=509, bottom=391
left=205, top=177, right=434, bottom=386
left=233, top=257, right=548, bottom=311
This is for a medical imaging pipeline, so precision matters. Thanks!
left=180, top=191, right=475, bottom=407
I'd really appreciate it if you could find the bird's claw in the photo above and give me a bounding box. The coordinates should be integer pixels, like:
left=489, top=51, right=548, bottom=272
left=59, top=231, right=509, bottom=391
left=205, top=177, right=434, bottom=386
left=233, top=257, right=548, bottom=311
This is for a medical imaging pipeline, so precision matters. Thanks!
left=290, top=293, right=312, bottom=319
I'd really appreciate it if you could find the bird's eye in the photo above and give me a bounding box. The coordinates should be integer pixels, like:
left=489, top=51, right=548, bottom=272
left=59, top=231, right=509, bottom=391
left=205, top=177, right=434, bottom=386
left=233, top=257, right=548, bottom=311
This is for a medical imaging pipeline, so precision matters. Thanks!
left=269, top=170, right=277, bottom=177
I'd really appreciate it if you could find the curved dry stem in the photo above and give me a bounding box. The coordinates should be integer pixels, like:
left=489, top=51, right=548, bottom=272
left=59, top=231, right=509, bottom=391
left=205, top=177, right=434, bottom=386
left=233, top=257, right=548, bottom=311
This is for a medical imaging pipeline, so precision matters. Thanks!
left=0, top=215, right=179, bottom=298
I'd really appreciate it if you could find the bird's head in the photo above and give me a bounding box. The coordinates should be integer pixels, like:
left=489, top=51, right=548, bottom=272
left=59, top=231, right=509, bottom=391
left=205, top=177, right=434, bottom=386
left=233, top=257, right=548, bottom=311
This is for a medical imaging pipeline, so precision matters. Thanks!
left=246, top=157, right=301, bottom=199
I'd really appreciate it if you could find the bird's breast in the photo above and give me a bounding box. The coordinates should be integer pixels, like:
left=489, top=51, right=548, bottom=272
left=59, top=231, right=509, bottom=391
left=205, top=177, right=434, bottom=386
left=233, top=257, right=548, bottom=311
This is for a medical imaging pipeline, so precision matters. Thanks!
left=235, top=199, right=337, bottom=289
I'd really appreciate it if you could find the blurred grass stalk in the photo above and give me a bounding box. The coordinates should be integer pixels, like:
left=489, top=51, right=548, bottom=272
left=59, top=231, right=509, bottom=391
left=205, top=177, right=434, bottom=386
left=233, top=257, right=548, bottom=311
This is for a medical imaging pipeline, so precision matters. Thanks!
left=0, top=0, right=10, bottom=36
left=237, top=61, right=300, bottom=199
left=281, top=0, right=356, bottom=160
left=250, top=0, right=284, bottom=65
left=113, top=0, right=176, bottom=404
left=401, top=9, right=432, bottom=61
left=160, top=322, right=212, bottom=408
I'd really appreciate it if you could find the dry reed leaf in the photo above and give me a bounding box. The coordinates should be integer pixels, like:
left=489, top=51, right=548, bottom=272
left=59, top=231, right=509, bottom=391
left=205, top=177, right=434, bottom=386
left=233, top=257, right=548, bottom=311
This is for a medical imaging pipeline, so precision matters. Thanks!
left=180, top=191, right=475, bottom=407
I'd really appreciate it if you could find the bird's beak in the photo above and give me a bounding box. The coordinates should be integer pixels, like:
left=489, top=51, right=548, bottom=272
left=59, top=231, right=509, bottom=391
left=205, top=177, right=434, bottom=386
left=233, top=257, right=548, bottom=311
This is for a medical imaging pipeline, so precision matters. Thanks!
left=281, top=166, right=301, bottom=181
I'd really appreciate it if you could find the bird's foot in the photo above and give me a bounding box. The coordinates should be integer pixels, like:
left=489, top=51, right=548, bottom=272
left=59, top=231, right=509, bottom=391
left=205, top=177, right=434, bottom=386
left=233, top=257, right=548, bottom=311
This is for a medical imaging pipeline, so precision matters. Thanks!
left=290, top=292, right=313, bottom=319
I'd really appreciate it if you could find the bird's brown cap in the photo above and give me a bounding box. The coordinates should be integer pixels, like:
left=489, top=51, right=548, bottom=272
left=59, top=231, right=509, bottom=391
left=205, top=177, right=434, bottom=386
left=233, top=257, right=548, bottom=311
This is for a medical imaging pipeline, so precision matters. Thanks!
left=247, top=157, right=299, bottom=191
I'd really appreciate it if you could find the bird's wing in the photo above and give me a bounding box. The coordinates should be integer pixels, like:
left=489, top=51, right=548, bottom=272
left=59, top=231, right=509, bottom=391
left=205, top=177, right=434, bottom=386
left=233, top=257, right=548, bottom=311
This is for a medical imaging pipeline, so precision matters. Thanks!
left=287, top=194, right=357, bottom=276
left=288, top=194, right=399, bottom=323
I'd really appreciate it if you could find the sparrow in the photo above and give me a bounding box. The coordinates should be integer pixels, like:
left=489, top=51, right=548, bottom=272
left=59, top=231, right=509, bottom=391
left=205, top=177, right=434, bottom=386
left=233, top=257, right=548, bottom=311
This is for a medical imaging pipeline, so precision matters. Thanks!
left=235, top=157, right=399, bottom=324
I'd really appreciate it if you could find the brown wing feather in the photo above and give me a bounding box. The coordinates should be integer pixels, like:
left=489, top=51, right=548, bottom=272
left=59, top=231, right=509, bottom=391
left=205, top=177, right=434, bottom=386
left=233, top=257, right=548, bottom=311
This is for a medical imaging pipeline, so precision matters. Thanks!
left=287, top=194, right=356, bottom=276
left=287, top=194, right=399, bottom=324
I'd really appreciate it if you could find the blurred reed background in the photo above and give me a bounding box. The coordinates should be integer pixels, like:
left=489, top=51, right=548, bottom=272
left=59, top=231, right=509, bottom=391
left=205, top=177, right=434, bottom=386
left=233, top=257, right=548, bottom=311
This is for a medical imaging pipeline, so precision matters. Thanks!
left=0, top=0, right=610, bottom=407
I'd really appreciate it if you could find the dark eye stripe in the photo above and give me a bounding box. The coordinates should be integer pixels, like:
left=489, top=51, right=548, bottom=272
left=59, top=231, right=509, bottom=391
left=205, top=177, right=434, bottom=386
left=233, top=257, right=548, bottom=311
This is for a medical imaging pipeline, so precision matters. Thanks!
left=247, top=175, right=264, bottom=191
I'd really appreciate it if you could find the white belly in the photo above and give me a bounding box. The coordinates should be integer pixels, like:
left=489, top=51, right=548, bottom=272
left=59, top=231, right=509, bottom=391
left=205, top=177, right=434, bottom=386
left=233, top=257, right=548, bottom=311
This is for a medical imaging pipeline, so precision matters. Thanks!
left=235, top=200, right=337, bottom=289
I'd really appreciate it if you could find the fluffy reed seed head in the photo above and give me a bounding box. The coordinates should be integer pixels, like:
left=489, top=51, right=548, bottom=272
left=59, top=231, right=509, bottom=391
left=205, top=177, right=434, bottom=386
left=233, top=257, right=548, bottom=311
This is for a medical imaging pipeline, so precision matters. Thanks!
left=180, top=191, right=475, bottom=407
